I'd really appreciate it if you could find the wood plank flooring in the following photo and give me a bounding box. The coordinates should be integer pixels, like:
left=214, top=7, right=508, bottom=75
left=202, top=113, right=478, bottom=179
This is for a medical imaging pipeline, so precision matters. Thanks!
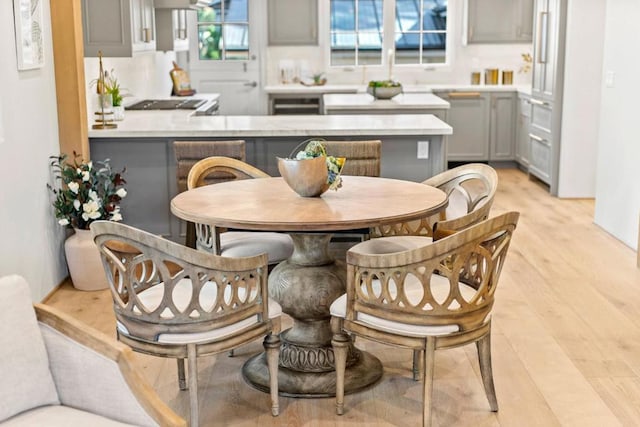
left=45, top=168, right=640, bottom=426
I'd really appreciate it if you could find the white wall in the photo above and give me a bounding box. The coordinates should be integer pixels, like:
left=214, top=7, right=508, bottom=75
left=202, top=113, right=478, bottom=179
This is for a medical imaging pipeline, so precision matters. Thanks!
left=0, top=0, right=68, bottom=299
left=557, top=0, right=606, bottom=198
left=266, top=0, right=534, bottom=86
left=594, top=0, right=640, bottom=250
left=84, top=51, right=177, bottom=108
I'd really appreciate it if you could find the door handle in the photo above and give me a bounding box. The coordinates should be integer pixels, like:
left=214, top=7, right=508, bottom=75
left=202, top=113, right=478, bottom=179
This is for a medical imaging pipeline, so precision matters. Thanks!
left=243, top=81, right=258, bottom=88
left=529, top=98, right=549, bottom=106
left=529, top=133, right=551, bottom=147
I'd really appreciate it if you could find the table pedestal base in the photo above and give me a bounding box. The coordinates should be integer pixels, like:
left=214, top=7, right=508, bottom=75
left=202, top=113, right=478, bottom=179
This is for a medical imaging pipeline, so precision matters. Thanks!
left=242, top=349, right=382, bottom=398
left=242, top=233, right=382, bottom=397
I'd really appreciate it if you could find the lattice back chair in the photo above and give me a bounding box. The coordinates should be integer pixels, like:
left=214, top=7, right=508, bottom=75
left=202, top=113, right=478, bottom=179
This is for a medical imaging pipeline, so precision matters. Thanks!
left=91, top=221, right=282, bottom=427
left=370, top=163, right=498, bottom=239
left=173, top=140, right=246, bottom=248
left=321, top=140, right=382, bottom=177
left=331, top=212, right=520, bottom=427
left=187, top=156, right=293, bottom=267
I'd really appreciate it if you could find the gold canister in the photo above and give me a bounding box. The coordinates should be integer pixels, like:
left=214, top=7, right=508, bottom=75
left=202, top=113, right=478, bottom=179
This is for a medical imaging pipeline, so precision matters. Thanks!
left=485, top=68, right=499, bottom=85
left=471, top=72, right=481, bottom=85
left=502, top=70, right=514, bottom=85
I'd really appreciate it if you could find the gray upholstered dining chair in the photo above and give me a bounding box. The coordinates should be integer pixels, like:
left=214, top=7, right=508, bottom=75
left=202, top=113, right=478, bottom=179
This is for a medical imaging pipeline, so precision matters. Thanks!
left=331, top=212, right=520, bottom=427
left=91, top=221, right=282, bottom=427
left=173, top=140, right=246, bottom=248
left=187, top=156, right=293, bottom=266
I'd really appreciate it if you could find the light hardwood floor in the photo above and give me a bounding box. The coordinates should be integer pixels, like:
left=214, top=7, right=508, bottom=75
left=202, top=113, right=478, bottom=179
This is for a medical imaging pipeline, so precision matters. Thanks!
left=46, top=168, right=640, bottom=427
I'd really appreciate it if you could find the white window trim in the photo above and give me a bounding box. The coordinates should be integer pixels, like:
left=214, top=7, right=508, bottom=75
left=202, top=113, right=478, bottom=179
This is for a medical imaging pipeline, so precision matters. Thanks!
left=322, top=0, right=455, bottom=73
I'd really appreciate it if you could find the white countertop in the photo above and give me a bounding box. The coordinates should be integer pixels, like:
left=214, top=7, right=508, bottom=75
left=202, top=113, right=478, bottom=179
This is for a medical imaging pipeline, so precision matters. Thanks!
left=323, top=93, right=450, bottom=112
left=264, top=84, right=361, bottom=95
left=89, top=112, right=452, bottom=138
left=264, top=83, right=532, bottom=96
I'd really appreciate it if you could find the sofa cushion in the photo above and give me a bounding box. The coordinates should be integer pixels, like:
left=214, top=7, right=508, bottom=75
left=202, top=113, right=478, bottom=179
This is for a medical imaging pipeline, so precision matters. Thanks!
left=1, top=405, right=136, bottom=426
left=0, top=275, right=59, bottom=422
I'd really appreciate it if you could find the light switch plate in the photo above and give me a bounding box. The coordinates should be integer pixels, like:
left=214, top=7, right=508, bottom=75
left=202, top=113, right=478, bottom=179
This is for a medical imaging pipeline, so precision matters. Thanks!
left=417, top=140, right=429, bottom=159
left=605, top=71, right=615, bottom=88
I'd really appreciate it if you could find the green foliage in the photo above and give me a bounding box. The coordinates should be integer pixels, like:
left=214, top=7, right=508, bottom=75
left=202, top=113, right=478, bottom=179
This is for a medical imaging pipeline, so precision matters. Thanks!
left=368, top=79, right=402, bottom=88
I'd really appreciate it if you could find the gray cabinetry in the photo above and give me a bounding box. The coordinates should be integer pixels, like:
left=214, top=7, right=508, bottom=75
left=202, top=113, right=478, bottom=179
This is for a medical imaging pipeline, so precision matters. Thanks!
left=434, top=91, right=490, bottom=161
left=515, top=93, right=531, bottom=168
left=155, top=9, right=189, bottom=52
left=530, top=0, right=567, bottom=193
left=532, top=0, right=560, bottom=101
left=466, top=0, right=534, bottom=43
left=82, top=0, right=156, bottom=57
left=528, top=98, right=553, bottom=183
left=489, top=92, right=516, bottom=161
left=268, top=0, right=318, bottom=45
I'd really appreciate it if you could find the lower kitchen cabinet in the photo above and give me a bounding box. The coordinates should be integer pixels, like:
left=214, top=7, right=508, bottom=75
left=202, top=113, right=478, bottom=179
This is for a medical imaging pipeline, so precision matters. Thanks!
left=489, top=92, right=516, bottom=160
left=433, top=91, right=490, bottom=161
left=528, top=99, right=554, bottom=184
left=515, top=93, right=531, bottom=167
left=434, top=90, right=516, bottom=163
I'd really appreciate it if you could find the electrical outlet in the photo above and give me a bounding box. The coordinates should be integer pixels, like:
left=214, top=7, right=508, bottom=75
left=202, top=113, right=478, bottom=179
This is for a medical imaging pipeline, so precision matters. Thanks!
left=417, top=141, right=429, bottom=159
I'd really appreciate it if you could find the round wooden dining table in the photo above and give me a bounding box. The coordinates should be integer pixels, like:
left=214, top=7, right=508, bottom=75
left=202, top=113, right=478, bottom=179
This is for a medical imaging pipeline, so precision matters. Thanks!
left=171, top=175, right=447, bottom=397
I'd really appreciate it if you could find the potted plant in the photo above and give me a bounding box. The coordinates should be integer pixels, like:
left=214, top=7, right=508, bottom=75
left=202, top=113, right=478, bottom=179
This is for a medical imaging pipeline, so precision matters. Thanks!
left=48, top=153, right=127, bottom=290
left=104, top=69, right=125, bottom=120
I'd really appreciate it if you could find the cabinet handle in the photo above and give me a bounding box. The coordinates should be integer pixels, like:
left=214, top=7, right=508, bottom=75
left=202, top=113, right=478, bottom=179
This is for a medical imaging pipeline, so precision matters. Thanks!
left=529, top=133, right=551, bottom=147
left=529, top=98, right=548, bottom=106
left=243, top=81, right=258, bottom=88
left=448, top=92, right=481, bottom=98
left=537, top=12, right=548, bottom=64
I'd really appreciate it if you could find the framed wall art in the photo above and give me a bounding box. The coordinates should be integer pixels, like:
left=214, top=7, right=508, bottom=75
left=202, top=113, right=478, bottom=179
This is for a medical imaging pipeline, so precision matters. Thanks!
left=13, top=0, right=44, bottom=70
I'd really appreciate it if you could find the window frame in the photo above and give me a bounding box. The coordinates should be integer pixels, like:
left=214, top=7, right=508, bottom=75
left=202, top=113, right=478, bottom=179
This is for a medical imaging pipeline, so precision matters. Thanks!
left=326, top=0, right=452, bottom=71
left=194, top=0, right=251, bottom=62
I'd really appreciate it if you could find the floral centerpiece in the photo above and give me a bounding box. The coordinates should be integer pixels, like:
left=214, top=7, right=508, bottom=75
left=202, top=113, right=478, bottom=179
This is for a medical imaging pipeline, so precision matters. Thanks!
left=294, top=139, right=345, bottom=191
left=277, top=139, right=345, bottom=197
left=48, top=152, right=127, bottom=229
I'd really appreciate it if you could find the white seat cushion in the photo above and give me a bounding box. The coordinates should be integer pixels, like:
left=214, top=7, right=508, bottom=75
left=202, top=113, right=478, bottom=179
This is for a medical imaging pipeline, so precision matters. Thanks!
left=220, top=231, right=293, bottom=263
left=117, top=278, right=281, bottom=344
left=1, top=405, right=136, bottom=426
left=349, top=235, right=434, bottom=256
left=330, top=274, right=478, bottom=337
left=0, top=275, right=59, bottom=423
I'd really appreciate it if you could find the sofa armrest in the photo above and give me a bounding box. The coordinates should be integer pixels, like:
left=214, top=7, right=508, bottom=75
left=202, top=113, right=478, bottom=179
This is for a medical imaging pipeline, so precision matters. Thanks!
left=35, top=304, right=185, bottom=427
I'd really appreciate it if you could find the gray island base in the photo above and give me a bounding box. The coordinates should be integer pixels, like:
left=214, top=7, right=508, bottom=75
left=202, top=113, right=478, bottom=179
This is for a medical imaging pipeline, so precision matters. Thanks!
left=89, top=113, right=452, bottom=242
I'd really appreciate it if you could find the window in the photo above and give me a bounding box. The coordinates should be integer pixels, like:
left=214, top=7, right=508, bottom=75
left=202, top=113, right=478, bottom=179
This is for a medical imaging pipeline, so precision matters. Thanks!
left=330, top=0, right=447, bottom=66
left=197, top=0, right=249, bottom=60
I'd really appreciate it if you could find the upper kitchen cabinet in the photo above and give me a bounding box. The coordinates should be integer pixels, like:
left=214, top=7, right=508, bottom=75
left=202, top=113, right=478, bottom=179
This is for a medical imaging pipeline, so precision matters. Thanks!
left=156, top=9, right=189, bottom=52
left=82, top=0, right=156, bottom=57
left=466, top=0, right=534, bottom=44
left=268, top=0, right=318, bottom=46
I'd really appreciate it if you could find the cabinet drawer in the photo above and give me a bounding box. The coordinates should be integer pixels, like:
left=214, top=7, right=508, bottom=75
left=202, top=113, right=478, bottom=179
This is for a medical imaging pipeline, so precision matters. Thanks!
left=530, top=100, right=552, bottom=134
left=529, top=132, right=551, bottom=184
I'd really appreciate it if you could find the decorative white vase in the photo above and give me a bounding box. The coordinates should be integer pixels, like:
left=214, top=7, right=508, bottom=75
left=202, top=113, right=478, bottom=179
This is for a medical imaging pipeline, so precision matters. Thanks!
left=113, top=105, right=125, bottom=121
left=64, top=228, right=109, bottom=291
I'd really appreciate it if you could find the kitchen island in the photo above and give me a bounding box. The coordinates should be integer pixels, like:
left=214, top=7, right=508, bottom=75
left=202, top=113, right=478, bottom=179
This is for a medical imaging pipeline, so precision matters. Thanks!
left=89, top=112, right=451, bottom=241
left=323, top=92, right=450, bottom=119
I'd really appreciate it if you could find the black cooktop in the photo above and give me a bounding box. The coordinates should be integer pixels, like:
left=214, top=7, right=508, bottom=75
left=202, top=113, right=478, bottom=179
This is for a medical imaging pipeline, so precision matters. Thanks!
left=125, top=99, right=206, bottom=110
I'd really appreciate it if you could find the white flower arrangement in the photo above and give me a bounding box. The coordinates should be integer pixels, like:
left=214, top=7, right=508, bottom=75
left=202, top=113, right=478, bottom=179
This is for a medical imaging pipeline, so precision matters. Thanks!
left=48, top=153, right=127, bottom=229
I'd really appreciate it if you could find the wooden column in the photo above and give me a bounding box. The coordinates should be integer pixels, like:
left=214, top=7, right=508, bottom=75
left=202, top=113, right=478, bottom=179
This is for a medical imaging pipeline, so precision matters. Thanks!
left=50, top=0, right=89, bottom=159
